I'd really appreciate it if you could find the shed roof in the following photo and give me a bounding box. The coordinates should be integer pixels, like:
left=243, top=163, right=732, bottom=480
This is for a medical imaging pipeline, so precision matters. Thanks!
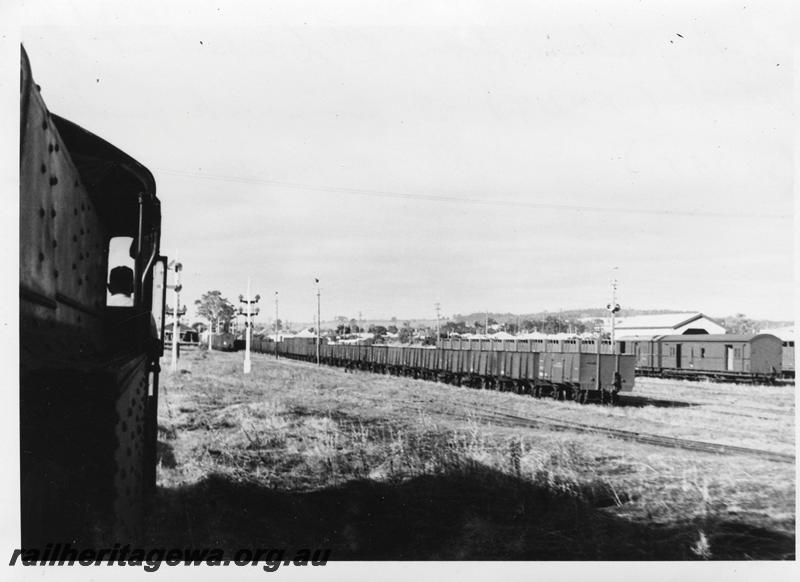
left=615, top=312, right=723, bottom=330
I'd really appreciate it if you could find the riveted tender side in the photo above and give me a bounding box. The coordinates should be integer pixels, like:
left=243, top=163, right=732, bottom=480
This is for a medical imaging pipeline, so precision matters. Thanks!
left=19, top=46, right=166, bottom=547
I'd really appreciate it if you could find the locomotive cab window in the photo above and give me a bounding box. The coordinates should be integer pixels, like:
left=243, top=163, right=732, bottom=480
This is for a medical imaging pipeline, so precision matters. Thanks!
left=106, top=236, right=135, bottom=307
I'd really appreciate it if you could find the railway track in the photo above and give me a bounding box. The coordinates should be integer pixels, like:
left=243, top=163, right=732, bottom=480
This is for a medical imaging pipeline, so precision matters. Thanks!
left=348, top=391, right=795, bottom=464
left=270, top=355, right=796, bottom=464
left=471, top=406, right=795, bottom=465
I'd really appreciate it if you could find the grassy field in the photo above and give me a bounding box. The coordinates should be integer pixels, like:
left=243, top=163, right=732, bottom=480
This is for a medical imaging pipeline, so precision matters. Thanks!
left=146, top=348, right=795, bottom=560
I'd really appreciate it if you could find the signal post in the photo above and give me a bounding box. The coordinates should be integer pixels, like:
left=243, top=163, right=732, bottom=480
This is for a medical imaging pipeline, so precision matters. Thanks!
left=166, top=260, right=185, bottom=372
left=238, top=279, right=260, bottom=374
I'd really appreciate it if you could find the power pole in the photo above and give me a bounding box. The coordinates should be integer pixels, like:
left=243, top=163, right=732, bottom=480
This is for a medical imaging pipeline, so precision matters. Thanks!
left=166, top=260, right=184, bottom=371
left=435, top=302, right=441, bottom=342
left=238, top=279, right=260, bottom=374
left=315, top=278, right=321, bottom=365
left=607, top=267, right=621, bottom=352
left=274, top=290, right=279, bottom=358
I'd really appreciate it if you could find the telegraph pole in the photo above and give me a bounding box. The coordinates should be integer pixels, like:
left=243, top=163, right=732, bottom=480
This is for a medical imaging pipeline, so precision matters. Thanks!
left=315, top=278, right=321, bottom=365
left=485, top=311, right=489, bottom=336
left=274, top=291, right=279, bottom=358
left=435, top=302, right=441, bottom=342
left=238, top=279, right=260, bottom=374
left=607, top=267, right=621, bottom=352
left=166, top=260, right=184, bottom=372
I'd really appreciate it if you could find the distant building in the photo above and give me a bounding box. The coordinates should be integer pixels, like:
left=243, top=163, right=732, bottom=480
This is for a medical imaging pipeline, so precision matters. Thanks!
left=612, top=312, right=725, bottom=337
left=287, top=328, right=318, bottom=339
left=164, top=322, right=200, bottom=344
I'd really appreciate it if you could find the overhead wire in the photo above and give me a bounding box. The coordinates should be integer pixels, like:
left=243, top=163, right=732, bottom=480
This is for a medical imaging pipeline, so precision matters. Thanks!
left=157, top=168, right=789, bottom=221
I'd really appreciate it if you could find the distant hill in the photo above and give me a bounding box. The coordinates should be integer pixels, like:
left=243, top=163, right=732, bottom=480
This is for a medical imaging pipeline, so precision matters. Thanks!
left=451, top=308, right=693, bottom=324
left=275, top=310, right=791, bottom=333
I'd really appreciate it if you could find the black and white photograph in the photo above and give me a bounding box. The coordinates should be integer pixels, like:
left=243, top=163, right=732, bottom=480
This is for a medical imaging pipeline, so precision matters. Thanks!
left=3, top=0, right=797, bottom=578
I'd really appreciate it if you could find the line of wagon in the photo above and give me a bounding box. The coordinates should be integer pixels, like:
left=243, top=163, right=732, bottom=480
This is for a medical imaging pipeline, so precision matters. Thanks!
left=248, top=337, right=636, bottom=404
left=437, top=333, right=792, bottom=384
left=215, top=331, right=792, bottom=387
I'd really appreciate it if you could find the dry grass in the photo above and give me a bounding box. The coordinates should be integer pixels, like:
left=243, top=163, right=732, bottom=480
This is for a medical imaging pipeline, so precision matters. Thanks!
left=149, top=349, right=795, bottom=559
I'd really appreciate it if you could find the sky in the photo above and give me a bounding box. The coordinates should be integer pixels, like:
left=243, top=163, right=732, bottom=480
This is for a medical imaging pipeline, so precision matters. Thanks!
left=5, top=0, right=797, bottom=324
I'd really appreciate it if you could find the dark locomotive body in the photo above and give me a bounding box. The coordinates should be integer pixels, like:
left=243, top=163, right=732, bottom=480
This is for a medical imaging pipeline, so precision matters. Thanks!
left=210, top=332, right=237, bottom=351
left=19, top=47, right=166, bottom=547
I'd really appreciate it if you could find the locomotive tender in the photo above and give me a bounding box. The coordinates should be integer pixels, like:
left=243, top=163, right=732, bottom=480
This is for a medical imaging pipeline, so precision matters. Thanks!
left=19, top=47, right=167, bottom=547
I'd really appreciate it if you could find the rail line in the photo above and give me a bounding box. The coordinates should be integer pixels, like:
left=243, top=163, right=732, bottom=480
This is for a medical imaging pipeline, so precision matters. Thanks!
left=471, top=406, right=796, bottom=465
left=348, top=392, right=795, bottom=465
left=271, top=355, right=796, bottom=464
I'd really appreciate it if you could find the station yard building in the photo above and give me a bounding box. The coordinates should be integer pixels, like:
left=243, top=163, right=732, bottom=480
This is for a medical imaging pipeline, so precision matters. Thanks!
left=611, top=312, right=725, bottom=338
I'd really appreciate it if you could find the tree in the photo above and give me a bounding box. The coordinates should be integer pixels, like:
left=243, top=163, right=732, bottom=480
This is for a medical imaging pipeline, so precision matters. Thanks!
left=724, top=313, right=758, bottom=334
left=369, top=325, right=388, bottom=337
left=398, top=327, right=413, bottom=344
left=194, top=291, right=236, bottom=349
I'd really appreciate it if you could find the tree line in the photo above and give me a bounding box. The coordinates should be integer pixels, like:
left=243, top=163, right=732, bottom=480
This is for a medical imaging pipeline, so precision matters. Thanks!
left=188, top=291, right=780, bottom=340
